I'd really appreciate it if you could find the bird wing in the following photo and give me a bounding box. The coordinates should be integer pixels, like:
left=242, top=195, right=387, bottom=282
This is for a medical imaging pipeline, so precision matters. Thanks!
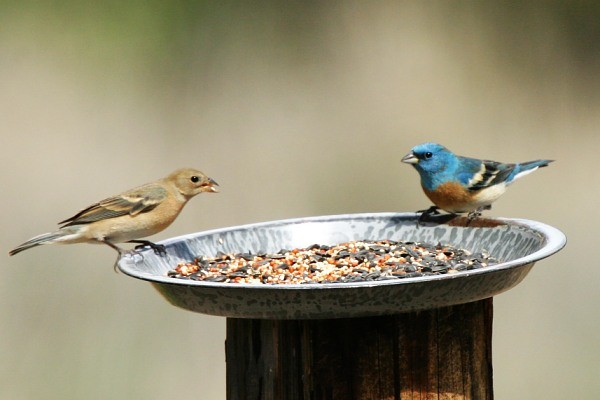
left=59, top=184, right=168, bottom=227
left=457, top=157, right=516, bottom=191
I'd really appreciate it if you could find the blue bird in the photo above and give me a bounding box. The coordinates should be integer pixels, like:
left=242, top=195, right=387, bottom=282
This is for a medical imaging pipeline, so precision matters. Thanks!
left=402, top=142, right=553, bottom=220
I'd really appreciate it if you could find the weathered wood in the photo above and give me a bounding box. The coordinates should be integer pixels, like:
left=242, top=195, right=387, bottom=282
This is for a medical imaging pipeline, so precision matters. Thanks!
left=226, top=298, right=493, bottom=400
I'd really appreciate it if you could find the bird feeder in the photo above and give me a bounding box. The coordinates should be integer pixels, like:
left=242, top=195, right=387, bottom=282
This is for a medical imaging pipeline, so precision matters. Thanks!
left=118, top=213, right=565, bottom=399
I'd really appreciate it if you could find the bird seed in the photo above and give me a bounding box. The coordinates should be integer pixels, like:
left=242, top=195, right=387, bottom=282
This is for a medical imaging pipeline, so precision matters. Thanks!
left=166, top=240, right=498, bottom=284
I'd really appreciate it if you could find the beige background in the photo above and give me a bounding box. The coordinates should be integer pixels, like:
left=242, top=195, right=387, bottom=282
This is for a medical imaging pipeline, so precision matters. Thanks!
left=1, top=3, right=598, bottom=399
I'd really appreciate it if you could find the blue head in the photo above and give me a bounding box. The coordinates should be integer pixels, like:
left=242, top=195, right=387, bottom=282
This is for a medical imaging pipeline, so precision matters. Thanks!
left=401, top=142, right=458, bottom=190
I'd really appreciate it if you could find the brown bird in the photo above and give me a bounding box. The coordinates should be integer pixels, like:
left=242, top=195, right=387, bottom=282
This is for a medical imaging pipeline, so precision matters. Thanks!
left=9, top=168, right=219, bottom=256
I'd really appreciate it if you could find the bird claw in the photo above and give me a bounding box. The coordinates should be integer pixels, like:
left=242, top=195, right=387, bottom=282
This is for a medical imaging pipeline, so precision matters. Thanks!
left=128, top=240, right=167, bottom=256
left=416, top=206, right=456, bottom=227
left=417, top=207, right=437, bottom=227
left=142, top=243, right=166, bottom=256
left=465, top=205, right=492, bottom=226
left=417, top=206, right=441, bottom=216
left=467, top=211, right=481, bottom=220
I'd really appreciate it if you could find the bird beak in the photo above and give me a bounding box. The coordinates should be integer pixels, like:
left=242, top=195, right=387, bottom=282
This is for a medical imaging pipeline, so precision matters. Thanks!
left=401, top=152, right=418, bottom=164
left=204, top=178, right=219, bottom=193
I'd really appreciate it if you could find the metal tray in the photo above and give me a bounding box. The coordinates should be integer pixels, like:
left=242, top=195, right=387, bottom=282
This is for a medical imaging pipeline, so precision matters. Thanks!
left=117, top=213, right=566, bottom=319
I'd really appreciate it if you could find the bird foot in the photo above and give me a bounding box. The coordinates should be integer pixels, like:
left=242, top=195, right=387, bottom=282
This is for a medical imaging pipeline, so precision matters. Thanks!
left=128, top=240, right=167, bottom=256
left=417, top=205, right=441, bottom=217
left=416, top=206, right=457, bottom=227
left=465, top=205, right=492, bottom=226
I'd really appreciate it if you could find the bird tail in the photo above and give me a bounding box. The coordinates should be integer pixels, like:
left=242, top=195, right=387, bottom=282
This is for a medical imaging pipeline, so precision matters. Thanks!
left=9, top=231, right=70, bottom=256
left=511, top=159, right=553, bottom=181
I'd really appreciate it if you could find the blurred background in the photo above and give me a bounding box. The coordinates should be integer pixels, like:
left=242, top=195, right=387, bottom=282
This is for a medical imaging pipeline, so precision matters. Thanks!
left=1, top=2, right=598, bottom=399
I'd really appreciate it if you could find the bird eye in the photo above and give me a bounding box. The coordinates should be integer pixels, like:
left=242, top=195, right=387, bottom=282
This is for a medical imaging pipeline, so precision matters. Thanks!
left=191, top=176, right=200, bottom=183
left=424, top=152, right=433, bottom=159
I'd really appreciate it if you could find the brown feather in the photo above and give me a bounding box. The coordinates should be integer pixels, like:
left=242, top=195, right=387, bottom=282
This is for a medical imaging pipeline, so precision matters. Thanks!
left=59, top=184, right=168, bottom=227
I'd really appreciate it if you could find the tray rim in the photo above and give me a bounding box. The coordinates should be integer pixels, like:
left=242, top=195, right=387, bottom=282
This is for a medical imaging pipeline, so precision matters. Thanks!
left=117, top=212, right=566, bottom=290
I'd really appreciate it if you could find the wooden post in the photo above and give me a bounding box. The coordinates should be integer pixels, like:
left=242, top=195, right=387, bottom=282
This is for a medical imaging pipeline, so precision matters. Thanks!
left=225, top=298, right=493, bottom=400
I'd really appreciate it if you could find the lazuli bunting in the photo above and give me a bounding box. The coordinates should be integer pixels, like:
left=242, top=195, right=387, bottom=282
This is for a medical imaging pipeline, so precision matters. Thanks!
left=9, top=168, right=219, bottom=256
left=402, top=142, right=553, bottom=219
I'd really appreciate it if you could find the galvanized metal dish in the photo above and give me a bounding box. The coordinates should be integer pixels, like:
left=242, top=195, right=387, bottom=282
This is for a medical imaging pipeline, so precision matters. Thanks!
left=117, top=213, right=566, bottom=319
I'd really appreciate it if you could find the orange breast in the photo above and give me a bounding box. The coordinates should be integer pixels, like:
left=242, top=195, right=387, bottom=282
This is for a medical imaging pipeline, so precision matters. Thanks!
left=422, top=182, right=476, bottom=213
